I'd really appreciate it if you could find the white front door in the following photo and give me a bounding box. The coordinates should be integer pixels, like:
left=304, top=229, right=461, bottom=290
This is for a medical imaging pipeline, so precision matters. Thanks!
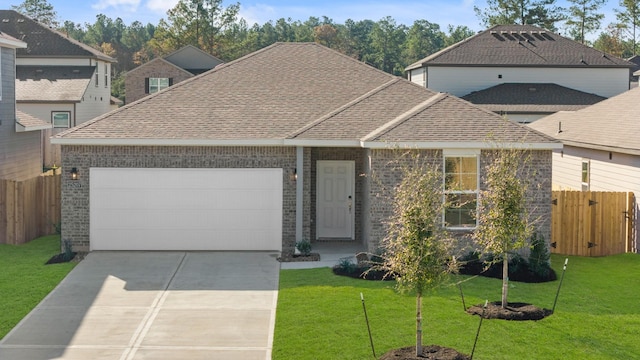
left=316, top=161, right=355, bottom=239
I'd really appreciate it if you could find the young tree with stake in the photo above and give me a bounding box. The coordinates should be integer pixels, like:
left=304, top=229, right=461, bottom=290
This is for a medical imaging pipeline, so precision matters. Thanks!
left=379, top=154, right=458, bottom=356
left=474, top=147, right=534, bottom=309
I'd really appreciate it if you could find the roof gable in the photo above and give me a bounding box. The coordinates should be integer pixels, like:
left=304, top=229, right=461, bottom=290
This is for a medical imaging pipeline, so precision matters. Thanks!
left=528, top=87, right=640, bottom=154
left=406, top=25, right=633, bottom=70
left=163, top=45, right=223, bottom=72
left=53, top=43, right=557, bottom=149
left=0, top=10, right=114, bottom=62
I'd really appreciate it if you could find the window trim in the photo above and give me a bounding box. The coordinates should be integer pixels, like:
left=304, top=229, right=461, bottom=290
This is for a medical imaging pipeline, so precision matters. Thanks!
left=443, top=150, right=480, bottom=230
left=146, top=77, right=172, bottom=94
left=104, top=63, right=108, bottom=88
left=52, top=111, right=71, bottom=128
left=581, top=159, right=590, bottom=191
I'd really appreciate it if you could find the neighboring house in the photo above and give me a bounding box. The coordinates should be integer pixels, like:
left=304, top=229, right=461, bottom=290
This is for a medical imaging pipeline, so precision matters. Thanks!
left=52, top=43, right=559, bottom=254
left=528, top=87, right=640, bottom=252
left=406, top=24, right=633, bottom=123
left=628, top=55, right=640, bottom=83
left=0, top=32, right=50, bottom=180
left=124, top=45, right=223, bottom=104
left=0, top=10, right=115, bottom=167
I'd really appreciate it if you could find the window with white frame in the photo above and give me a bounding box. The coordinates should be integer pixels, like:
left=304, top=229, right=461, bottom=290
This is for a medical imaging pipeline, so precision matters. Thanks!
left=52, top=111, right=71, bottom=128
left=95, top=66, right=99, bottom=87
left=444, top=152, right=479, bottom=229
left=104, top=64, right=108, bottom=88
left=148, top=77, right=170, bottom=94
left=581, top=159, right=590, bottom=191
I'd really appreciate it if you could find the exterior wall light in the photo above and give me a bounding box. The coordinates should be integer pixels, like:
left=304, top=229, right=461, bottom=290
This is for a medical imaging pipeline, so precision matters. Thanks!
left=70, top=167, right=79, bottom=180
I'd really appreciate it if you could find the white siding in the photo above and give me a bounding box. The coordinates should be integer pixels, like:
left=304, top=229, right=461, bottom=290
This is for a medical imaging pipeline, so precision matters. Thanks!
left=17, top=103, right=74, bottom=167
left=552, top=146, right=640, bottom=251
left=408, top=67, right=426, bottom=87
left=75, top=61, right=111, bottom=124
left=426, top=66, right=629, bottom=98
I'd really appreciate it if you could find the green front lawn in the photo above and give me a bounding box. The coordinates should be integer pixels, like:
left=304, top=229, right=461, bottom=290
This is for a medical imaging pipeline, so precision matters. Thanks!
left=273, top=254, right=640, bottom=359
left=0, top=235, right=76, bottom=339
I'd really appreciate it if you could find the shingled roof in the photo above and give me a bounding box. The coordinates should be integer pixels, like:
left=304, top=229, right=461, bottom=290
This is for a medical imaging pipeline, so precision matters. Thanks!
left=53, top=43, right=557, bottom=148
left=0, top=10, right=114, bottom=62
left=406, top=24, right=633, bottom=70
left=16, top=66, right=93, bottom=102
left=528, top=87, right=640, bottom=155
left=462, top=83, right=606, bottom=113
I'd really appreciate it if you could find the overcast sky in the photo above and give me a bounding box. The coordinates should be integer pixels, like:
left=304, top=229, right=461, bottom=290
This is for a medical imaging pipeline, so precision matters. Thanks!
left=14, top=0, right=619, bottom=38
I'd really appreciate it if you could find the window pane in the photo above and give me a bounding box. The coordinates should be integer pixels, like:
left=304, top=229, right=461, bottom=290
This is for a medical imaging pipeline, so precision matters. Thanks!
left=445, top=193, right=477, bottom=228
left=445, top=157, right=460, bottom=189
left=582, top=161, right=589, bottom=183
left=52, top=113, right=70, bottom=128
left=460, top=174, right=477, bottom=190
left=159, top=78, right=169, bottom=87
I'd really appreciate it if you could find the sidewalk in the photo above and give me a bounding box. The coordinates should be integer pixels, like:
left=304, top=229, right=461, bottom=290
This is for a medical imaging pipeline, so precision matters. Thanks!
left=280, top=242, right=365, bottom=269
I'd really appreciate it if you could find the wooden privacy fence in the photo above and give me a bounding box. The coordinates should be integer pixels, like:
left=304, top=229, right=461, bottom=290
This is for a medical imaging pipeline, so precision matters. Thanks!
left=551, top=190, right=634, bottom=257
left=0, top=172, right=61, bottom=245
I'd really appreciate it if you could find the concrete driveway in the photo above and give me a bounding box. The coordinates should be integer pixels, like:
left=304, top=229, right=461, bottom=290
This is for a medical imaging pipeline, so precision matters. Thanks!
left=0, top=251, right=280, bottom=360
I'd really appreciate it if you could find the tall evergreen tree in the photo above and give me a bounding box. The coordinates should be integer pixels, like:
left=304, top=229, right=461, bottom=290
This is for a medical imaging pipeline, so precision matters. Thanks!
left=475, top=0, right=565, bottom=31
left=615, top=0, right=640, bottom=54
left=565, top=0, right=608, bottom=43
left=12, top=0, right=58, bottom=27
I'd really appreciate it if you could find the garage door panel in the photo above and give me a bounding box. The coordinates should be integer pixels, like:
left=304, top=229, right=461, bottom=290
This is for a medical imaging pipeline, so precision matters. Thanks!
left=90, top=168, right=283, bottom=251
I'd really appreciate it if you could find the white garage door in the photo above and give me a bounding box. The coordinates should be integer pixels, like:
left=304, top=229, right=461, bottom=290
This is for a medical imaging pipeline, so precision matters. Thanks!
left=90, top=168, right=283, bottom=251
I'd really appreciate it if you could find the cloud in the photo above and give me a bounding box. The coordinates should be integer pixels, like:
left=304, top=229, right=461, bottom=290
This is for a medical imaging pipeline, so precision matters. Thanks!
left=145, top=0, right=181, bottom=13
left=92, top=0, right=140, bottom=12
left=238, top=4, right=277, bottom=26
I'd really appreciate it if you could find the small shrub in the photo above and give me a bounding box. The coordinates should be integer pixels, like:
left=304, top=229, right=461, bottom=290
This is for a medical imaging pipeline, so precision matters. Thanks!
left=62, top=239, right=74, bottom=262
left=295, top=239, right=312, bottom=256
left=335, top=257, right=357, bottom=274
left=529, top=232, right=552, bottom=278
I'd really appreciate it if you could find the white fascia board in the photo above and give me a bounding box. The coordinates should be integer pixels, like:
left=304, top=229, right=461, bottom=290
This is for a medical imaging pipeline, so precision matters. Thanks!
left=15, top=123, right=53, bottom=132
left=361, top=141, right=563, bottom=150
left=284, top=139, right=361, bottom=147
left=0, top=38, right=27, bottom=49
left=50, top=138, right=287, bottom=146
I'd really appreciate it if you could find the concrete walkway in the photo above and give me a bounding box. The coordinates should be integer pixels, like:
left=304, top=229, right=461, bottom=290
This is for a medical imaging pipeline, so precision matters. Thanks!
left=280, top=242, right=366, bottom=270
left=0, top=251, right=280, bottom=360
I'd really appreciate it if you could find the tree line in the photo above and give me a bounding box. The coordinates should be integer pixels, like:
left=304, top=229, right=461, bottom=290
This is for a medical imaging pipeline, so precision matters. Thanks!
left=11, top=0, right=640, bottom=101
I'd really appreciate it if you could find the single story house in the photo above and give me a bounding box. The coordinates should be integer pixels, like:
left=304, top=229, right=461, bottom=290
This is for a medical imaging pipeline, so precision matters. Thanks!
left=528, top=87, right=640, bottom=252
left=52, top=43, right=559, bottom=254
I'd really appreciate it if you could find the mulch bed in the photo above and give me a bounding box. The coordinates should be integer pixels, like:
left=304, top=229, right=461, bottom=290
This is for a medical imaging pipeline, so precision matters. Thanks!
left=45, top=252, right=77, bottom=265
left=277, top=252, right=321, bottom=262
left=380, top=345, right=470, bottom=360
left=459, top=259, right=556, bottom=283
left=466, top=301, right=553, bottom=320
left=332, top=265, right=392, bottom=280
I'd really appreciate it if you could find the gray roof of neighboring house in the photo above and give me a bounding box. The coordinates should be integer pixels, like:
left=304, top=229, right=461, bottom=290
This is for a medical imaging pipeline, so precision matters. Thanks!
left=0, top=10, right=114, bottom=62
left=528, top=87, right=640, bottom=155
left=53, top=43, right=557, bottom=147
left=462, top=83, right=606, bottom=114
left=16, top=110, right=51, bottom=130
left=406, top=24, right=633, bottom=70
left=0, top=30, right=26, bottom=48
left=16, top=66, right=93, bottom=102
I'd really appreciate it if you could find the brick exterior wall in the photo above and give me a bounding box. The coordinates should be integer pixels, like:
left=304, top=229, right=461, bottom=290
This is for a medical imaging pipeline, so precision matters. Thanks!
left=124, top=60, right=193, bottom=104
left=365, top=149, right=553, bottom=255
left=60, top=145, right=297, bottom=252
left=60, top=145, right=552, bottom=256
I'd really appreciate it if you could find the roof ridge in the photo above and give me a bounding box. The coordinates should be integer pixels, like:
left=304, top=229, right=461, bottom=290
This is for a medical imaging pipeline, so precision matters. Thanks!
left=286, top=78, right=403, bottom=139
left=406, top=29, right=485, bottom=70
left=361, top=92, right=447, bottom=141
